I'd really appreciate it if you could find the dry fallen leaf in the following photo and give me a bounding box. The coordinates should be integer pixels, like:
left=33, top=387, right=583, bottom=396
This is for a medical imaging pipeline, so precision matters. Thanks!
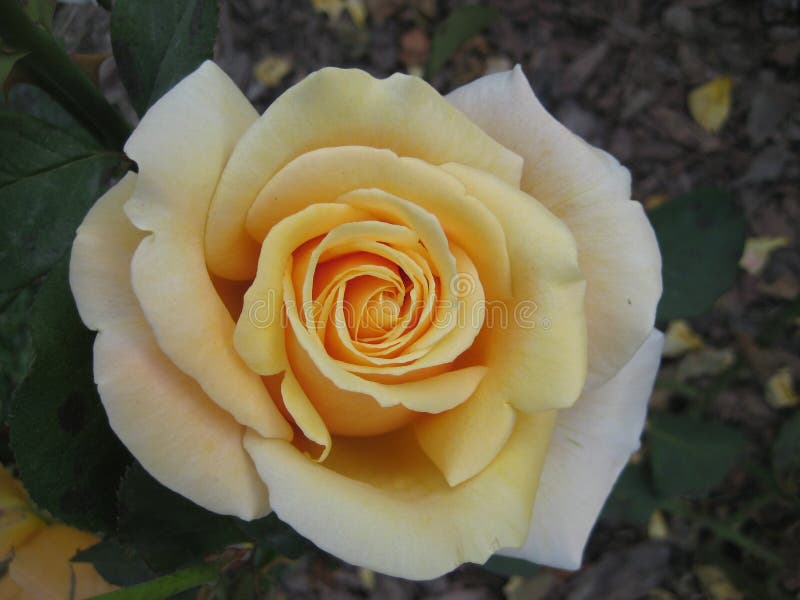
left=253, top=55, right=293, bottom=88
left=765, top=368, right=799, bottom=409
left=695, top=565, right=744, bottom=600
left=676, top=347, right=735, bottom=382
left=647, top=510, right=670, bottom=540
left=662, top=320, right=704, bottom=358
left=644, top=193, right=669, bottom=211
left=739, top=236, right=789, bottom=275
left=312, top=0, right=367, bottom=27
left=688, top=76, right=733, bottom=133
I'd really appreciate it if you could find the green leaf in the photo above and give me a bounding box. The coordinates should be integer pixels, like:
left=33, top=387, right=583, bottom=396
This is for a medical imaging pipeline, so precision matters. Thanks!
left=236, top=512, right=309, bottom=560
left=482, top=555, right=540, bottom=577
left=89, top=564, right=218, bottom=600
left=601, top=463, right=664, bottom=526
left=0, top=50, right=29, bottom=100
left=648, top=189, right=745, bottom=322
left=118, top=464, right=245, bottom=573
left=10, top=257, right=130, bottom=531
left=425, top=5, right=498, bottom=78
left=772, top=412, right=800, bottom=495
left=23, top=0, right=55, bottom=30
left=0, top=287, right=35, bottom=426
left=5, top=83, right=97, bottom=144
left=111, top=0, right=218, bottom=116
left=72, top=539, right=156, bottom=587
left=0, top=109, right=122, bottom=291
left=648, top=413, right=747, bottom=498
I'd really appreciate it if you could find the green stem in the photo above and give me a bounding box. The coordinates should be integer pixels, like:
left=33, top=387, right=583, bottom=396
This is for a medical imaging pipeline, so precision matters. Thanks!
left=0, top=0, right=130, bottom=150
left=88, top=564, right=218, bottom=600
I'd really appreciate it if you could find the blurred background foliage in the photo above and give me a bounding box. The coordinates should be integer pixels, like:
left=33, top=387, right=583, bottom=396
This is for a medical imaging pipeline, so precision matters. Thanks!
left=0, top=0, right=798, bottom=598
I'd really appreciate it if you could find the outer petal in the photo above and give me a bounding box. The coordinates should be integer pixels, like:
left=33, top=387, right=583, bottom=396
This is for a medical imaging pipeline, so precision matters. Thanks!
left=447, top=67, right=661, bottom=388
left=244, top=411, right=556, bottom=580
left=122, top=60, right=291, bottom=441
left=502, top=329, right=663, bottom=568
left=206, top=69, right=523, bottom=280
left=8, top=525, right=116, bottom=599
left=70, top=173, right=270, bottom=520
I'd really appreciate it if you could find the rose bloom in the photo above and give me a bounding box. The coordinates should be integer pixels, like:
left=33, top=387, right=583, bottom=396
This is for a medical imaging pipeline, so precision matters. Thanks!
left=70, top=62, right=662, bottom=579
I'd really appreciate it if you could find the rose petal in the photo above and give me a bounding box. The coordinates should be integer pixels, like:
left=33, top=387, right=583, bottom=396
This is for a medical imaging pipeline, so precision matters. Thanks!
left=413, top=384, right=516, bottom=487
left=246, top=146, right=512, bottom=300
left=8, top=525, right=116, bottom=599
left=70, top=174, right=270, bottom=520
left=440, top=163, right=587, bottom=413
left=447, top=66, right=661, bottom=388
left=244, top=410, right=555, bottom=580
left=502, top=329, right=664, bottom=568
left=121, top=61, right=290, bottom=440
left=206, top=69, right=523, bottom=280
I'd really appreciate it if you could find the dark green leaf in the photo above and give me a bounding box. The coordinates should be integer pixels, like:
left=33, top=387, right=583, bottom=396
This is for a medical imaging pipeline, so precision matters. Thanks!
left=0, top=51, right=29, bottom=100
left=72, top=539, right=155, bottom=587
left=0, top=108, right=121, bottom=290
left=10, top=257, right=130, bottom=530
left=118, top=464, right=244, bottom=573
left=23, top=0, right=55, bottom=30
left=111, top=0, right=218, bottom=116
left=601, top=463, right=664, bottom=526
left=648, top=413, right=747, bottom=498
left=90, top=564, right=218, bottom=600
left=425, top=5, right=497, bottom=78
left=772, top=412, right=800, bottom=495
left=0, top=287, right=35, bottom=425
left=0, top=109, right=101, bottom=186
left=236, top=512, right=309, bottom=559
left=482, top=555, right=539, bottom=577
left=648, top=189, right=745, bottom=322
left=5, top=84, right=99, bottom=145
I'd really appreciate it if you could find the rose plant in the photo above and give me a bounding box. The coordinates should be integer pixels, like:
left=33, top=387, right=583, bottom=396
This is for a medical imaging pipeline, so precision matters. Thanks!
left=70, top=61, right=662, bottom=579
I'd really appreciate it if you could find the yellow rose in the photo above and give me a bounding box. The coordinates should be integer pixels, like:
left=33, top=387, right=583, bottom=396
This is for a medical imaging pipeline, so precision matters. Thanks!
left=0, top=466, right=117, bottom=598
left=70, top=62, right=662, bottom=579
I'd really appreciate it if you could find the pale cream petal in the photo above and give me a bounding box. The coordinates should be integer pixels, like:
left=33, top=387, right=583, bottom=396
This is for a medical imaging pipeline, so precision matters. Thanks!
left=447, top=67, right=661, bottom=388
left=70, top=168, right=270, bottom=520
left=8, top=525, right=116, bottom=599
left=502, top=330, right=664, bottom=569
left=246, top=146, right=512, bottom=299
left=244, top=410, right=556, bottom=580
left=70, top=172, right=143, bottom=331
left=95, top=323, right=270, bottom=520
left=440, top=163, right=587, bottom=413
left=119, top=61, right=289, bottom=440
left=207, top=67, right=522, bottom=281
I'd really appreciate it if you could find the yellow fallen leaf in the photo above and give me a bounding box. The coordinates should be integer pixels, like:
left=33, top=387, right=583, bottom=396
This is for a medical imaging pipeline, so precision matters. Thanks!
left=647, top=510, right=669, bottom=540
left=688, top=76, right=733, bottom=133
left=662, top=319, right=704, bottom=358
left=357, top=567, right=375, bottom=591
left=695, top=565, right=743, bottom=600
left=644, top=193, right=669, bottom=211
left=311, top=0, right=367, bottom=27
left=765, top=367, right=798, bottom=408
left=676, top=347, right=735, bottom=381
left=253, top=55, right=293, bottom=88
left=739, top=236, right=789, bottom=275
